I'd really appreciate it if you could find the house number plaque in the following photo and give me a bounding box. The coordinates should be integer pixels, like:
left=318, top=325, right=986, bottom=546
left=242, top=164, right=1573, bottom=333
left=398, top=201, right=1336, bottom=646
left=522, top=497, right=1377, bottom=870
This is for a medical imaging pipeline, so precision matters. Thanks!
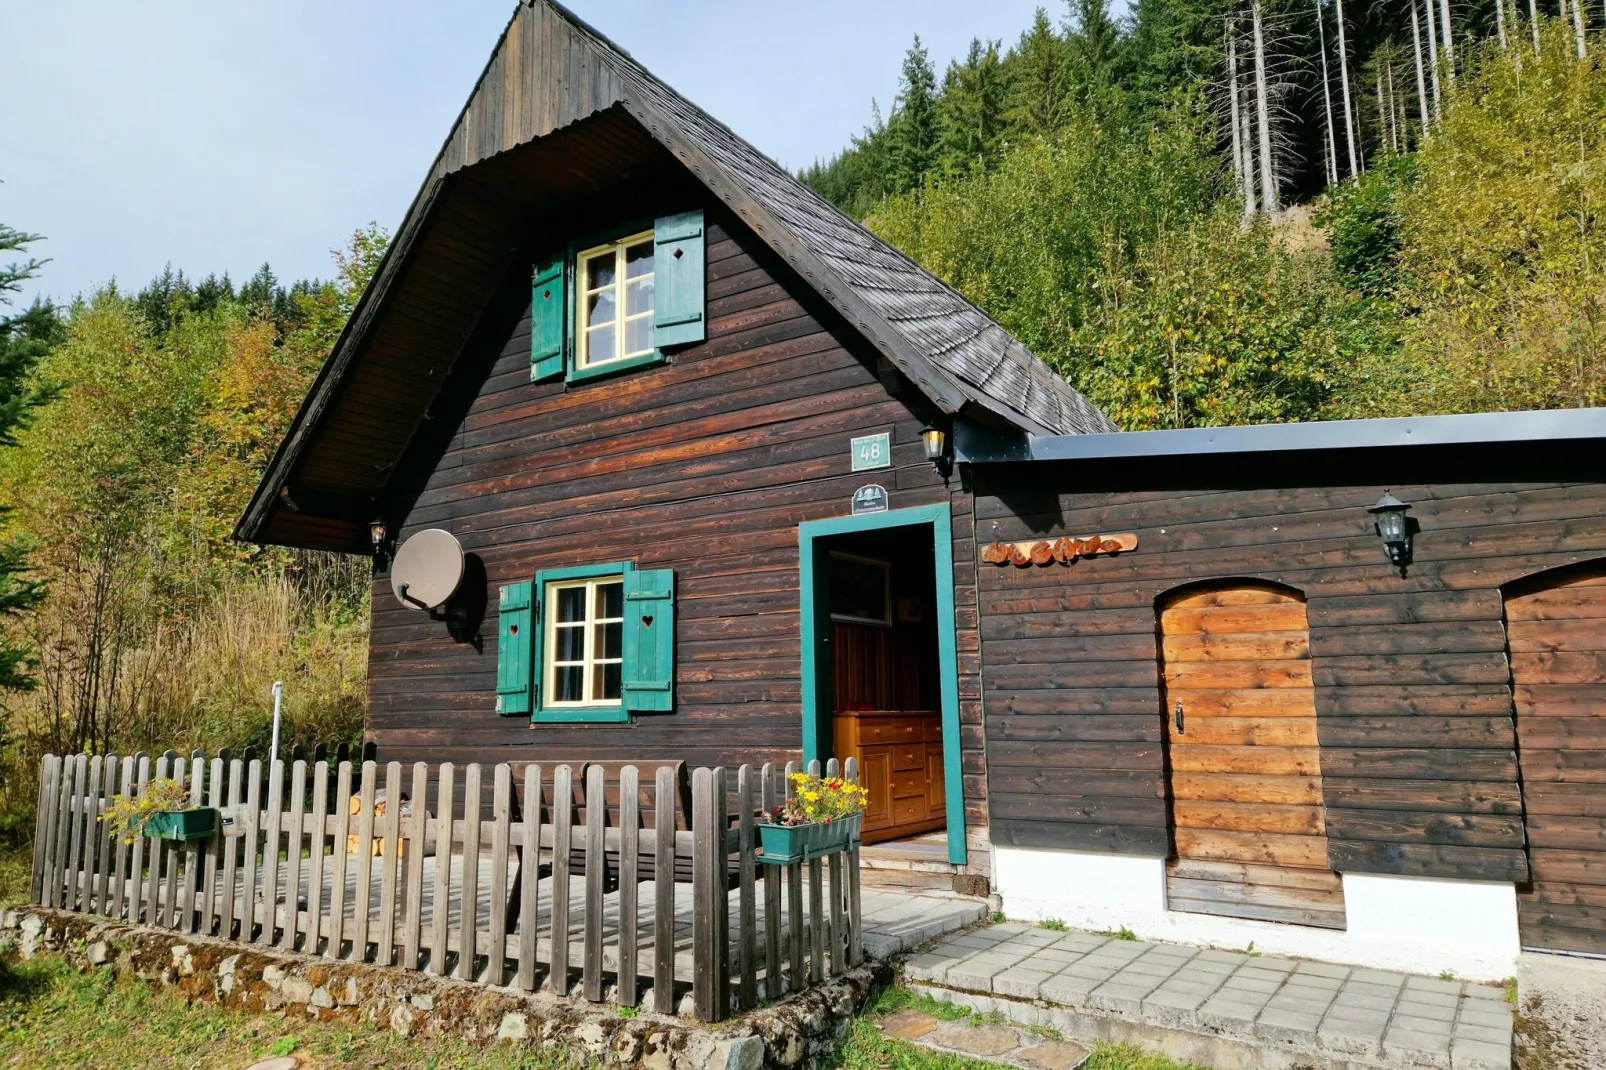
left=850, top=431, right=892, bottom=472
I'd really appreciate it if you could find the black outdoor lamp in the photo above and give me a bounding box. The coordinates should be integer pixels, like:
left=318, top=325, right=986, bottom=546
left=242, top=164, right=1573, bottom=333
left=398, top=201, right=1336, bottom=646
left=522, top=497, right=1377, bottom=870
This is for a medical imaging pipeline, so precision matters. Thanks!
left=369, top=517, right=390, bottom=561
left=1368, top=492, right=1413, bottom=567
left=920, top=425, right=951, bottom=478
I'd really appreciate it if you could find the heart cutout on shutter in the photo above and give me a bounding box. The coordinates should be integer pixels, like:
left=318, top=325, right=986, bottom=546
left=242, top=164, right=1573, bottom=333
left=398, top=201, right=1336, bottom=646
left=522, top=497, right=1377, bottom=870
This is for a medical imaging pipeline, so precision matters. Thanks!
left=641, top=614, right=654, bottom=628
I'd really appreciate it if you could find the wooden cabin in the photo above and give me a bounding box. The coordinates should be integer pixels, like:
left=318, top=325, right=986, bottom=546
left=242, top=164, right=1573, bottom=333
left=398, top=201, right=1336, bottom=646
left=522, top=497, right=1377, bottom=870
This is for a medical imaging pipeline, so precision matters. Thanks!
left=237, top=0, right=1111, bottom=898
left=241, top=0, right=1606, bottom=981
left=957, top=411, right=1606, bottom=978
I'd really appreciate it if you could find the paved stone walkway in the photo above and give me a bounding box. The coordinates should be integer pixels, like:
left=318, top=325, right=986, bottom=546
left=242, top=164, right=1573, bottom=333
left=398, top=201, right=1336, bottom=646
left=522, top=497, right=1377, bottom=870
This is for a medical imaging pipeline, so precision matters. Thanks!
left=905, top=922, right=1513, bottom=1070
left=879, top=1008, right=1090, bottom=1070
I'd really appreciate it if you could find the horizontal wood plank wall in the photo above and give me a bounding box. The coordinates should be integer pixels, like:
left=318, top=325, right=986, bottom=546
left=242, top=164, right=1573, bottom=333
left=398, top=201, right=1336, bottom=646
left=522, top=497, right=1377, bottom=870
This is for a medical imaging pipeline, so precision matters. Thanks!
left=369, top=202, right=986, bottom=834
left=974, top=462, right=1606, bottom=883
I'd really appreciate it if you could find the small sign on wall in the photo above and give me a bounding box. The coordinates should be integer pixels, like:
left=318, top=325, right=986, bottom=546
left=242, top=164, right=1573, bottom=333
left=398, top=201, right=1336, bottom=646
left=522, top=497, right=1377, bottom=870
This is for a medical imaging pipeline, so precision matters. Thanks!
left=852, top=484, right=889, bottom=514
left=851, top=432, right=892, bottom=472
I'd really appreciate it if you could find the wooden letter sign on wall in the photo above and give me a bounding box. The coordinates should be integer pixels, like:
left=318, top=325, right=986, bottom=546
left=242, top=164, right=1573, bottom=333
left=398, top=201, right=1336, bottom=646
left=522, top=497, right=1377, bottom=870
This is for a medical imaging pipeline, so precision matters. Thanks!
left=981, top=534, right=1138, bottom=567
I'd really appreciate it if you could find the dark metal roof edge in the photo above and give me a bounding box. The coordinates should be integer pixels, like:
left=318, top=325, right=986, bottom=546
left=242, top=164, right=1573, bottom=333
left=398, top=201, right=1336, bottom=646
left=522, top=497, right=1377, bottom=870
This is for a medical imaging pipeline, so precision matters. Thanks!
left=957, top=408, right=1606, bottom=464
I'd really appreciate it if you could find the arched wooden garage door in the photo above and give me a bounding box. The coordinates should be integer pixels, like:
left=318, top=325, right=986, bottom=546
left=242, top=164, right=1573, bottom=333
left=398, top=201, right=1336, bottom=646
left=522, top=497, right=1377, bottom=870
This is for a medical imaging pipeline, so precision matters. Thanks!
left=1507, top=567, right=1606, bottom=953
left=1160, top=583, right=1346, bottom=928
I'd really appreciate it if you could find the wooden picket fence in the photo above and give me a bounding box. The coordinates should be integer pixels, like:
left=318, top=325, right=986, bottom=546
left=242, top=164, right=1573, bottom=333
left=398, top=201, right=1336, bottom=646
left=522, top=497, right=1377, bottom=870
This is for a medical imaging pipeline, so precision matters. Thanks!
left=29, top=751, right=863, bottom=1022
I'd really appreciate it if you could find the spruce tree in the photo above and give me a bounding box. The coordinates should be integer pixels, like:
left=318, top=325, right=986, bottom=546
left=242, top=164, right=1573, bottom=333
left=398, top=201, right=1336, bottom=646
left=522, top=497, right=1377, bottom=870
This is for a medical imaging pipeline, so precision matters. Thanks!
left=0, top=223, right=59, bottom=693
left=1006, top=9, right=1070, bottom=136
left=938, top=39, right=1007, bottom=174
left=888, top=36, right=940, bottom=193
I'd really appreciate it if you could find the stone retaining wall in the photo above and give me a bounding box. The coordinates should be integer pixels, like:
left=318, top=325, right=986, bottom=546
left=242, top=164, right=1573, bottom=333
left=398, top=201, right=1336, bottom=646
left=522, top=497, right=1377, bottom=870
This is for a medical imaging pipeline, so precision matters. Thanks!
left=1, top=909, right=885, bottom=1070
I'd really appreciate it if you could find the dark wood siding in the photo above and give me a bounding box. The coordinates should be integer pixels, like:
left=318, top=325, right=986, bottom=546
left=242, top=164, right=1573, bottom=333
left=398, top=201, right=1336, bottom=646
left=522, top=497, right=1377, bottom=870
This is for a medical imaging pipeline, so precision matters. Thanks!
left=368, top=203, right=985, bottom=835
left=975, top=459, right=1606, bottom=883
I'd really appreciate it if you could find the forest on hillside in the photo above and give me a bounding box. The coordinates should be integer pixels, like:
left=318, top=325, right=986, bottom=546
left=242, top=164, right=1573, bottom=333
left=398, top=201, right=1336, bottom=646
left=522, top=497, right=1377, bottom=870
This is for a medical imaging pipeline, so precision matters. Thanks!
left=1, top=2, right=1604, bottom=836
left=0, top=229, right=384, bottom=834
left=803, top=3, right=1606, bottom=428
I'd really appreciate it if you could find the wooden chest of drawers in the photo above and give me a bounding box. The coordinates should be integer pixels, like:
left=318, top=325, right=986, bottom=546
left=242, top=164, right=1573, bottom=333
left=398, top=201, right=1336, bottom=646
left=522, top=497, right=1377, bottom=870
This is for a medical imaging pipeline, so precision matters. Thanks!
left=832, top=711, right=945, bottom=844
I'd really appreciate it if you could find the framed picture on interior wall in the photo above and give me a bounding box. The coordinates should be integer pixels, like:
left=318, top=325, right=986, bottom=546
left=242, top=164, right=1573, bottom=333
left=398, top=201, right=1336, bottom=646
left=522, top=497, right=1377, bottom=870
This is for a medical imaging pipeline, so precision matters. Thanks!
left=829, top=552, right=891, bottom=626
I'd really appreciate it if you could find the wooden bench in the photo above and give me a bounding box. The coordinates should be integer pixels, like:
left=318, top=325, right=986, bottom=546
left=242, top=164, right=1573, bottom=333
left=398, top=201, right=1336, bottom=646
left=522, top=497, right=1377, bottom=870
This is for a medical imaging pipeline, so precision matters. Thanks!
left=503, top=759, right=743, bottom=931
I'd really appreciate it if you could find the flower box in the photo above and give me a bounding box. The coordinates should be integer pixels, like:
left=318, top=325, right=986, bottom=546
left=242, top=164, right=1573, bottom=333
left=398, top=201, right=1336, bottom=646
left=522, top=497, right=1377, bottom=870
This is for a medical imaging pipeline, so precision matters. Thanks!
left=755, top=813, right=861, bottom=865
left=142, top=807, right=218, bottom=842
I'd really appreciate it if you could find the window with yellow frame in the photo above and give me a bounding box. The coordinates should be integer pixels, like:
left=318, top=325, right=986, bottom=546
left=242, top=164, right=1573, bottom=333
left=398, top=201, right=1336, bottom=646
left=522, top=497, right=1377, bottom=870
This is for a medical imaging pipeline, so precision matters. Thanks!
left=575, top=229, right=655, bottom=371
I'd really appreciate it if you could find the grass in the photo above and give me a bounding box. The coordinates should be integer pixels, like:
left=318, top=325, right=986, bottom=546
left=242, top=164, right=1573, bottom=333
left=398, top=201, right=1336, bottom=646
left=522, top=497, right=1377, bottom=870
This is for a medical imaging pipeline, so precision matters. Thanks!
left=0, top=954, right=1214, bottom=1070
left=836, top=987, right=1208, bottom=1070
left=0, top=955, right=563, bottom=1069
left=0, top=847, right=31, bottom=909
left=1039, top=917, right=1067, bottom=932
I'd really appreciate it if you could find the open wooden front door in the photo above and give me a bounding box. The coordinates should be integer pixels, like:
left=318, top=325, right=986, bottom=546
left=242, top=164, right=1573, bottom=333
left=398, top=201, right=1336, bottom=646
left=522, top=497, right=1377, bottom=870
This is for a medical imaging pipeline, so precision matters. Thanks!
left=1507, top=567, right=1606, bottom=953
left=1160, top=584, right=1345, bottom=928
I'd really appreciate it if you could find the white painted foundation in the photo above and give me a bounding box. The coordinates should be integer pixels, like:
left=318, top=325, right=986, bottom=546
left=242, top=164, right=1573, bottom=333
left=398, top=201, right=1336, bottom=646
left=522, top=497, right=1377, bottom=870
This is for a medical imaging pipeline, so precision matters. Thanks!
left=992, top=845, right=1520, bottom=981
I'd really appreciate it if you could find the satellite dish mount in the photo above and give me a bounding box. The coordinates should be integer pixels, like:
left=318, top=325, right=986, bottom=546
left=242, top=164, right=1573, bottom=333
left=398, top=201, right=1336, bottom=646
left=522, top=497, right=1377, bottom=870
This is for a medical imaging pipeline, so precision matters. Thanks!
left=389, top=529, right=467, bottom=620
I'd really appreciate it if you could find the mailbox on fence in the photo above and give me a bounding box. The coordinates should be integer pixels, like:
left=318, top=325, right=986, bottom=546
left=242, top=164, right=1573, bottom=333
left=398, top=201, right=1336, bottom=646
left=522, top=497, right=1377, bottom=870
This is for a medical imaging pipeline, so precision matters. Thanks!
left=217, top=804, right=246, bottom=839
left=145, top=807, right=218, bottom=842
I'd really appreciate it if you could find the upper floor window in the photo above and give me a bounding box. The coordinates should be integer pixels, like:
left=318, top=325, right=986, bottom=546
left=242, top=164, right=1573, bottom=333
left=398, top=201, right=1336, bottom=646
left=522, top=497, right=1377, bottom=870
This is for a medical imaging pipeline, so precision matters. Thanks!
left=577, top=230, right=655, bottom=371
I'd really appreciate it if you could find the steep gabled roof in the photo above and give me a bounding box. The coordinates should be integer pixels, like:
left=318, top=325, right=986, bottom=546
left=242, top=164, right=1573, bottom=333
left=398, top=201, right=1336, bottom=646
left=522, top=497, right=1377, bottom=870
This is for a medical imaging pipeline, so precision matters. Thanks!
left=238, top=0, right=1113, bottom=549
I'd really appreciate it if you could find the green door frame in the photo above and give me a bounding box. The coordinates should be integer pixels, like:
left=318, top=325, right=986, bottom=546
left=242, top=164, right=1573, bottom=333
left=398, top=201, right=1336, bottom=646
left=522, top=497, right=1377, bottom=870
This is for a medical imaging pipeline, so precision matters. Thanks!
left=798, top=503, right=966, bottom=865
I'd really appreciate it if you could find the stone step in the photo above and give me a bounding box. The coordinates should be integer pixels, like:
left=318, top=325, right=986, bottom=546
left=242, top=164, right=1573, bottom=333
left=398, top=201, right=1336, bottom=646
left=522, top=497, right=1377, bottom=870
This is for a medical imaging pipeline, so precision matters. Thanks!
left=901, top=922, right=1514, bottom=1070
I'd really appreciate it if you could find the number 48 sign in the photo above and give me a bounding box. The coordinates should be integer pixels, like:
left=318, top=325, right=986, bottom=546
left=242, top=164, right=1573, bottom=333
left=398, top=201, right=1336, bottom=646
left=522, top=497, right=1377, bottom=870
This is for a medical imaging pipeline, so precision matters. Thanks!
left=850, top=431, right=892, bottom=472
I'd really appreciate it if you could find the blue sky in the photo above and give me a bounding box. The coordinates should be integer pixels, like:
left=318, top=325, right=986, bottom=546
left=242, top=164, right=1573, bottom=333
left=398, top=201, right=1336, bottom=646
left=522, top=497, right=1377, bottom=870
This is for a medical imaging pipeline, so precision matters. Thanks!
left=1, top=1, right=1060, bottom=308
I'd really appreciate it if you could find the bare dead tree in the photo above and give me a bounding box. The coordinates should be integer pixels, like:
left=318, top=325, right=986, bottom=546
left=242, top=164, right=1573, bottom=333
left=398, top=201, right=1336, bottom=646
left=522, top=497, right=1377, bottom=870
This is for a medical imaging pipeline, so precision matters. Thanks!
left=1335, top=0, right=1360, bottom=175
left=1227, top=22, right=1256, bottom=220
left=1251, top=0, right=1281, bottom=210
left=1439, top=0, right=1455, bottom=83
left=1412, top=0, right=1433, bottom=135
left=1314, top=0, right=1341, bottom=183
left=1572, top=0, right=1588, bottom=57
left=1496, top=0, right=1509, bottom=49
left=1424, top=0, right=1444, bottom=119
left=1531, top=0, right=1542, bottom=56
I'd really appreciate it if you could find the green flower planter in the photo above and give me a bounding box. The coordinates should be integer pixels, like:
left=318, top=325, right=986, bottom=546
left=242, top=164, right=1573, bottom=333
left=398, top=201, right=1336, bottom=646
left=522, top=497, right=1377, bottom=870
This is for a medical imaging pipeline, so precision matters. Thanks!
left=756, top=813, right=862, bottom=865
left=143, top=807, right=217, bottom=842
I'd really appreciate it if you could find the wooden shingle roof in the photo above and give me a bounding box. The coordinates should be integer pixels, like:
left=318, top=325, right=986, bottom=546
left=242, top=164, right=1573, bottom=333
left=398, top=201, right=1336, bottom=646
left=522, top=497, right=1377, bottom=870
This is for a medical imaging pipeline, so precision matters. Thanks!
left=238, top=0, right=1112, bottom=549
left=579, top=7, right=1115, bottom=437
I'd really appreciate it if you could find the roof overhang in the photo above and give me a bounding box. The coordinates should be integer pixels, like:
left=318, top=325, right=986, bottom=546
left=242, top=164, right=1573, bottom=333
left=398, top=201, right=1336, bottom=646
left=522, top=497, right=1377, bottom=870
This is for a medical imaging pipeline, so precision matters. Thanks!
left=957, top=408, right=1606, bottom=465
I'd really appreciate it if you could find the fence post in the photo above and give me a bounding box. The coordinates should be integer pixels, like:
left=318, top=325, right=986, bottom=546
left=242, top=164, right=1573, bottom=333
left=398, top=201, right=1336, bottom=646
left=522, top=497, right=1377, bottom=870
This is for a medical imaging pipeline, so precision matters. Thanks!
left=583, top=764, right=605, bottom=1001
left=65, top=755, right=87, bottom=913
left=653, top=765, right=676, bottom=1014
left=377, top=760, right=404, bottom=967
left=351, top=758, right=378, bottom=962
left=305, top=759, right=330, bottom=954
left=429, top=763, right=454, bottom=976
left=257, top=758, right=283, bottom=944
left=692, top=766, right=715, bottom=1021
left=760, top=762, right=782, bottom=1000
left=713, top=766, right=729, bottom=1018
left=550, top=765, right=572, bottom=995
left=618, top=765, right=640, bottom=1009
left=845, top=755, right=862, bottom=966
left=456, top=763, right=482, bottom=981
left=486, top=763, right=511, bottom=985
left=95, top=755, right=120, bottom=917
left=33, top=755, right=58, bottom=907
left=737, top=764, right=757, bottom=1010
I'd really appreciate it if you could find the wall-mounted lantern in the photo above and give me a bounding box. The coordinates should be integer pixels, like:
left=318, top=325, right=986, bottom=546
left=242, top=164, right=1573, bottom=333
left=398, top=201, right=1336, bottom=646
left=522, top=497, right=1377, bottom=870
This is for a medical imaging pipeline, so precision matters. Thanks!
left=920, top=425, right=951, bottom=478
left=1368, top=492, right=1413, bottom=567
left=369, top=517, right=390, bottom=561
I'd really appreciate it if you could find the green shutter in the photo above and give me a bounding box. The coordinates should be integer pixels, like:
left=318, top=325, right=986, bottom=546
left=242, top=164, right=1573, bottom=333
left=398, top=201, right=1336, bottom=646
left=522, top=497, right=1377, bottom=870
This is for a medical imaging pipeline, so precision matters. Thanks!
left=654, top=211, right=705, bottom=348
left=622, top=568, right=675, bottom=712
left=530, top=256, right=565, bottom=381
left=495, top=581, right=534, bottom=715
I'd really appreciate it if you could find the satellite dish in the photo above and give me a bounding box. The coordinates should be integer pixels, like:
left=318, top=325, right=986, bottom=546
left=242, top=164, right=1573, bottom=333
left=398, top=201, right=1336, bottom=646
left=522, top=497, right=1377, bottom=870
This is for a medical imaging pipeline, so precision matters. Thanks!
left=390, top=529, right=465, bottom=611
